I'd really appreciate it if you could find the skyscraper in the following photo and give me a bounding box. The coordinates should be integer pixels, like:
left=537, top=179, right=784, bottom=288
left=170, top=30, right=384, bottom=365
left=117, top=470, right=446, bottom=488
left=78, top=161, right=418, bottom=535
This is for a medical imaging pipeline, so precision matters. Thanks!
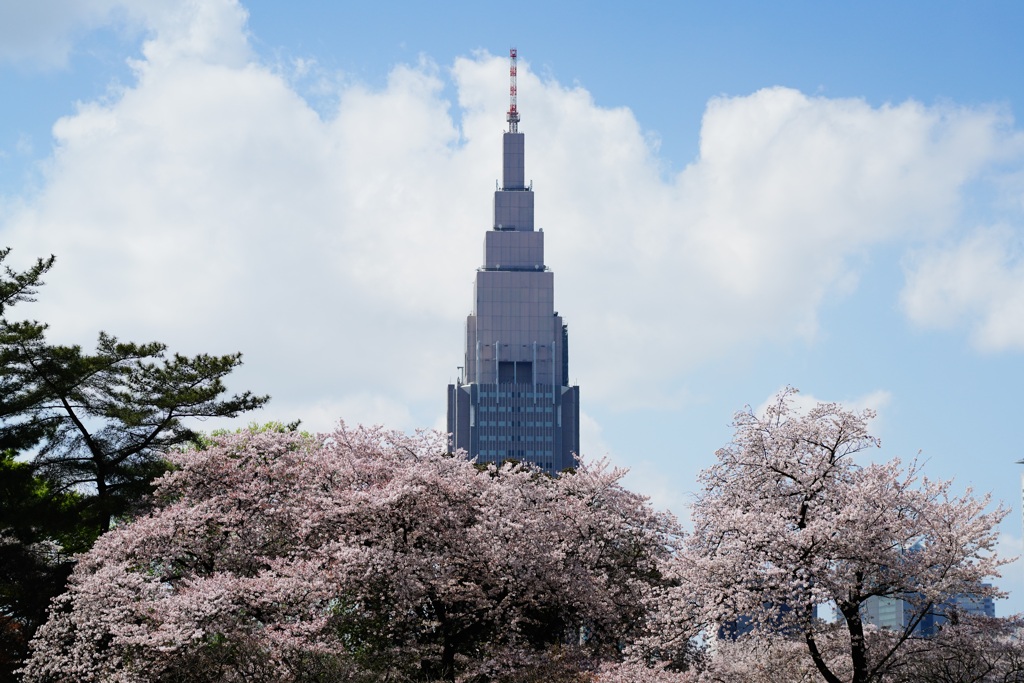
left=447, top=49, right=580, bottom=473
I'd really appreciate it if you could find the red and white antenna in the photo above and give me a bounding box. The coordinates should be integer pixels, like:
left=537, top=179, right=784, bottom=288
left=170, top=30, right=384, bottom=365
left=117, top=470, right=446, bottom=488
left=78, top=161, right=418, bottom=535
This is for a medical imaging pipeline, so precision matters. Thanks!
left=507, top=47, right=519, bottom=133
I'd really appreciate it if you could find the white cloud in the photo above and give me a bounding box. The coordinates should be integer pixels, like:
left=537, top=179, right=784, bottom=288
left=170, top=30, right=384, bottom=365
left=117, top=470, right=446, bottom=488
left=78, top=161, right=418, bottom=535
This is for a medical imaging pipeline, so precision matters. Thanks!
left=0, top=0, right=119, bottom=67
left=578, top=409, right=690, bottom=518
left=619, top=459, right=694, bottom=522
left=544, top=87, right=1016, bottom=404
left=0, top=0, right=242, bottom=68
left=579, top=410, right=612, bottom=461
left=902, top=225, right=1024, bottom=351
left=1, top=0, right=1021, bottom=435
left=132, top=0, right=251, bottom=68
left=266, top=395, right=416, bottom=434
left=754, top=387, right=891, bottom=422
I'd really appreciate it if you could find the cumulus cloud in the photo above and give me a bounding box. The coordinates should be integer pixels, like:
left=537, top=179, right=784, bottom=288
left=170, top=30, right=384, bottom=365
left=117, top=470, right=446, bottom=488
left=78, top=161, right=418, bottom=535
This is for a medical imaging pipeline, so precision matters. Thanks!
left=0, top=0, right=119, bottom=67
left=543, top=87, right=1015, bottom=403
left=754, top=387, right=891, bottom=422
left=902, top=225, right=1024, bottom=351
left=0, top=0, right=233, bottom=68
left=2, top=0, right=1022, bottom=436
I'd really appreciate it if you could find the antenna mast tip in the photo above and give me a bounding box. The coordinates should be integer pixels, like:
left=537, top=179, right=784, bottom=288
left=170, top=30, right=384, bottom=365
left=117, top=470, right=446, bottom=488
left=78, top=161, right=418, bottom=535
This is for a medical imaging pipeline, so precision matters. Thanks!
left=507, top=47, right=519, bottom=133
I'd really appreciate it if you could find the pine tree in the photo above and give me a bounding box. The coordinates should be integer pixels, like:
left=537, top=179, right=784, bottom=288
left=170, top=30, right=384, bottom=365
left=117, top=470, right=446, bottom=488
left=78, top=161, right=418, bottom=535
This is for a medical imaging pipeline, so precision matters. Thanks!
left=0, top=248, right=268, bottom=680
left=1, top=327, right=269, bottom=533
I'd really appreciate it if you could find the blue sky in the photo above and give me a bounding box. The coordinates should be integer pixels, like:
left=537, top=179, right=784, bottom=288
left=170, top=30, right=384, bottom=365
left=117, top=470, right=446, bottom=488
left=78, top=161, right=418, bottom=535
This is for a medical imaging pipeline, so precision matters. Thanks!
left=2, top=0, right=1024, bottom=612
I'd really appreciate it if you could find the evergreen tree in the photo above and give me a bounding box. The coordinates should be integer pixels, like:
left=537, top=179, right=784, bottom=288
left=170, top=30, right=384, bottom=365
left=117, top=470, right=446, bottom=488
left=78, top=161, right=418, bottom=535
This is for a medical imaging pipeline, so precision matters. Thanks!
left=0, top=249, right=55, bottom=455
left=0, top=451, right=84, bottom=680
left=0, top=327, right=269, bottom=533
left=0, top=249, right=268, bottom=680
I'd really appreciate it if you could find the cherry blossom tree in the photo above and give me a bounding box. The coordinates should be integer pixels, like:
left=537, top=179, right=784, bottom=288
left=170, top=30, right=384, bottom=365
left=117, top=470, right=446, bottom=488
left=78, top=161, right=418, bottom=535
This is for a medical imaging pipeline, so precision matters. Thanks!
left=677, top=388, right=1010, bottom=683
left=591, top=659, right=696, bottom=683
left=21, top=389, right=1014, bottom=682
left=654, top=615, right=1024, bottom=683
left=22, top=424, right=680, bottom=682
left=885, top=614, right=1024, bottom=682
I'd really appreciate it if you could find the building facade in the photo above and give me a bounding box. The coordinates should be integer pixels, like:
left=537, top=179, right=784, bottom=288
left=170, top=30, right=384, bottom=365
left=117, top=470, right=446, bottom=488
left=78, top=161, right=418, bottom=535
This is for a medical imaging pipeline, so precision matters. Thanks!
left=447, top=53, right=580, bottom=473
left=860, top=587, right=996, bottom=636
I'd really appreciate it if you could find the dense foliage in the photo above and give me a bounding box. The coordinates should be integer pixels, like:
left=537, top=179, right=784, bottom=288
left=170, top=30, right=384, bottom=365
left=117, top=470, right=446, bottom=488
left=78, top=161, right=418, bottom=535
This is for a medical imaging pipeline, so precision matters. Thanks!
left=22, top=425, right=681, bottom=682
left=0, top=452, right=86, bottom=681
left=0, top=249, right=267, bottom=680
left=0, top=327, right=269, bottom=537
left=599, top=388, right=1014, bottom=683
left=678, top=389, right=1009, bottom=683
left=6, top=251, right=1016, bottom=683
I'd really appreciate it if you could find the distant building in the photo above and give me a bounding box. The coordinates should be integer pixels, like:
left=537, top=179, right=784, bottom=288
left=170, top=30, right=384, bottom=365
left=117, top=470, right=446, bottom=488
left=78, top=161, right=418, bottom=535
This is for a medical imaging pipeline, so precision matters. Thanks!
left=861, top=586, right=996, bottom=636
left=860, top=595, right=908, bottom=632
left=446, top=49, right=580, bottom=473
left=717, top=602, right=794, bottom=641
left=950, top=589, right=997, bottom=619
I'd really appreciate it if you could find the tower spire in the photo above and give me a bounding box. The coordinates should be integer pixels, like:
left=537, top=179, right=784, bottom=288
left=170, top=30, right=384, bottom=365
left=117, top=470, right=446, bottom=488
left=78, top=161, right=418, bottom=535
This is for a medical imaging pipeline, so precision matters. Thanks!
left=507, top=48, right=519, bottom=133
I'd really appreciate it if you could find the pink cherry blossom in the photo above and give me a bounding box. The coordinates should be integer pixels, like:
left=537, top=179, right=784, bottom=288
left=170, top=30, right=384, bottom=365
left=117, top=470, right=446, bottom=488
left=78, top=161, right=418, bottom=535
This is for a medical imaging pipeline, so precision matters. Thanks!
left=22, top=424, right=680, bottom=682
left=673, top=388, right=1011, bottom=683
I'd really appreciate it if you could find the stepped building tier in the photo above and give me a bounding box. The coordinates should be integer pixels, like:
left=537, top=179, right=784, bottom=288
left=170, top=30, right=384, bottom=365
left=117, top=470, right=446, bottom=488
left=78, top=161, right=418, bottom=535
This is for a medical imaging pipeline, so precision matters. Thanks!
left=447, top=50, right=580, bottom=473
